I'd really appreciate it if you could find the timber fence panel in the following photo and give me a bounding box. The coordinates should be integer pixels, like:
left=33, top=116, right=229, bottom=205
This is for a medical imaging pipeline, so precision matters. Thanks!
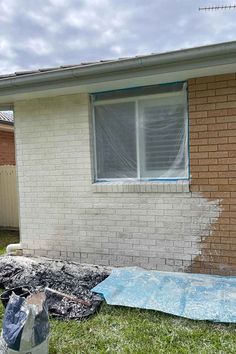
left=0, top=165, right=19, bottom=228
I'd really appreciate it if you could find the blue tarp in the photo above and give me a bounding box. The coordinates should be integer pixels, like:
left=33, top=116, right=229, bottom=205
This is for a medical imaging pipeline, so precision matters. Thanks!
left=92, top=267, right=236, bottom=323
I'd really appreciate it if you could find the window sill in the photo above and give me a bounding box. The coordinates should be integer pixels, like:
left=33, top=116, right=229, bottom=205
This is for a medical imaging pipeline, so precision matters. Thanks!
left=92, top=180, right=189, bottom=193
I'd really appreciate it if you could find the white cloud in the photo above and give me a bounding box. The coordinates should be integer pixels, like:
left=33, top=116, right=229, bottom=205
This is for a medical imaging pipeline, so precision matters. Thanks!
left=0, top=39, right=16, bottom=59
left=110, top=45, right=123, bottom=56
left=0, top=0, right=17, bottom=16
left=49, top=0, right=70, bottom=6
left=0, top=0, right=235, bottom=73
left=25, top=38, right=53, bottom=56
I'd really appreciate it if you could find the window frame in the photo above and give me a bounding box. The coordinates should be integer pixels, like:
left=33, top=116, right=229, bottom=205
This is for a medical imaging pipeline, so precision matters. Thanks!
left=91, top=88, right=189, bottom=183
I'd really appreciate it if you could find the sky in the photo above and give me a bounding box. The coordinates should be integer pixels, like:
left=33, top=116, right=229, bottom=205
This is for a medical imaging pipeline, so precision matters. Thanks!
left=0, top=0, right=236, bottom=74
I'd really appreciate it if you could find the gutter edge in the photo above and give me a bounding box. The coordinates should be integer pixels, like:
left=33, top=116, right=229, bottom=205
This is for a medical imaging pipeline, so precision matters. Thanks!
left=0, top=41, right=236, bottom=90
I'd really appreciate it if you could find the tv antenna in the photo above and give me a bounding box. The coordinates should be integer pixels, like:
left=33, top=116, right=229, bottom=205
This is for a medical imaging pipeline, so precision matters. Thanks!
left=199, top=4, right=236, bottom=10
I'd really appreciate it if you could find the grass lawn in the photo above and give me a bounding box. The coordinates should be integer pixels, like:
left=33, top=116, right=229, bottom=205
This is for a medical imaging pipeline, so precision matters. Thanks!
left=0, top=230, right=236, bottom=353
left=0, top=229, right=19, bottom=255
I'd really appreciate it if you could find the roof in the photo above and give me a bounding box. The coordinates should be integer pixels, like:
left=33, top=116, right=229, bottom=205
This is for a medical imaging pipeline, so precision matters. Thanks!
left=0, top=111, right=14, bottom=125
left=0, top=61, right=115, bottom=80
left=0, top=40, right=236, bottom=107
left=0, top=40, right=236, bottom=82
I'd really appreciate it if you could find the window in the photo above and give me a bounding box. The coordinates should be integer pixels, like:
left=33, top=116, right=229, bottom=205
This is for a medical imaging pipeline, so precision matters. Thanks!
left=92, top=83, right=188, bottom=181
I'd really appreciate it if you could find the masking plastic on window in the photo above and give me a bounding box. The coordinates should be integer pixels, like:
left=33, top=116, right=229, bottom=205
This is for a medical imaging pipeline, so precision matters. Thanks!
left=138, top=93, right=188, bottom=179
left=93, top=84, right=188, bottom=181
left=95, top=102, right=137, bottom=179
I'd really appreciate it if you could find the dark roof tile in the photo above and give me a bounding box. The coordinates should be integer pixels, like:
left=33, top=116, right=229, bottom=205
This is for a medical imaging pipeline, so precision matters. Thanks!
left=0, top=58, right=122, bottom=81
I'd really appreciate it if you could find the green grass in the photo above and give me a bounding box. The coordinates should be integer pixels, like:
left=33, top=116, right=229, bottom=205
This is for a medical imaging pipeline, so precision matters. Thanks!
left=0, top=230, right=236, bottom=353
left=0, top=303, right=235, bottom=354
left=0, top=229, right=19, bottom=255
left=48, top=305, right=236, bottom=354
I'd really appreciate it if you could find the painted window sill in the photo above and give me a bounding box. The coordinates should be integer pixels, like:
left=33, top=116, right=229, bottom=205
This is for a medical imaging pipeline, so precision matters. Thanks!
left=92, top=180, right=190, bottom=193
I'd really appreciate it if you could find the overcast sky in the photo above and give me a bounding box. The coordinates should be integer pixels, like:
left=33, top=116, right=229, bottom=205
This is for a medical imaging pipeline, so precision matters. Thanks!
left=0, top=0, right=236, bottom=74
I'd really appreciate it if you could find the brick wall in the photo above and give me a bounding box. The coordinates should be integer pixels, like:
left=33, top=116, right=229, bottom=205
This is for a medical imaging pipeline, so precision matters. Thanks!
left=14, top=93, right=222, bottom=273
left=189, top=73, right=236, bottom=275
left=0, top=130, right=15, bottom=165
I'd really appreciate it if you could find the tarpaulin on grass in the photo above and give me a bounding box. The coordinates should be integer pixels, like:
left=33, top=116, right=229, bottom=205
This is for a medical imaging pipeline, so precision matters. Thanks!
left=92, top=267, right=236, bottom=323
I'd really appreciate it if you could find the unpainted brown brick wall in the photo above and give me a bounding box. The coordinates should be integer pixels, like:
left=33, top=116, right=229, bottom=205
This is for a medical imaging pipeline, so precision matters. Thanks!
left=188, top=73, right=236, bottom=275
left=0, top=130, right=15, bottom=165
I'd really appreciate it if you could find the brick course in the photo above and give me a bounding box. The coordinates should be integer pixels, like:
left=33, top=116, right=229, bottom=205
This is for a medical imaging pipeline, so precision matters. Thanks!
left=189, top=73, right=236, bottom=274
left=0, top=130, right=15, bottom=165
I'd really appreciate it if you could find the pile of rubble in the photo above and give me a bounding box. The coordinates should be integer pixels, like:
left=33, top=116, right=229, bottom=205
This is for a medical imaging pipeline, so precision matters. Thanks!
left=0, top=256, right=110, bottom=320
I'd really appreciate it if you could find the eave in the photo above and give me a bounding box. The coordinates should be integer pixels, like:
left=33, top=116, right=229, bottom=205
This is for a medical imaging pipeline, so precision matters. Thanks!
left=0, top=40, right=236, bottom=107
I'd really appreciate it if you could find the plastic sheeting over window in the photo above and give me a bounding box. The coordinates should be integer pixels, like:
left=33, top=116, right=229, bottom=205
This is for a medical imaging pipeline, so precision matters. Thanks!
left=93, top=83, right=188, bottom=180
left=95, top=103, right=137, bottom=179
left=139, top=94, right=187, bottom=178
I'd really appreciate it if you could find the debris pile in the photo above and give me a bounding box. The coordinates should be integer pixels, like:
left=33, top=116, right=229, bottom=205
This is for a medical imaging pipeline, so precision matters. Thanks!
left=0, top=256, right=110, bottom=320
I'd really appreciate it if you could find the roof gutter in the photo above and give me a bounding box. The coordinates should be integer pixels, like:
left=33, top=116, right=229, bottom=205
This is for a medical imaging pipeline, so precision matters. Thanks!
left=0, top=41, right=236, bottom=94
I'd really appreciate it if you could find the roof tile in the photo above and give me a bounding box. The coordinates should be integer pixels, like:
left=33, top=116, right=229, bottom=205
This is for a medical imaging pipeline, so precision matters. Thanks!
left=0, top=111, right=14, bottom=124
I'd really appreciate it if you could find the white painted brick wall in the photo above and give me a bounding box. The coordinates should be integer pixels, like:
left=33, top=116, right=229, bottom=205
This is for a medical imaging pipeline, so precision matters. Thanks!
left=14, top=94, right=221, bottom=272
